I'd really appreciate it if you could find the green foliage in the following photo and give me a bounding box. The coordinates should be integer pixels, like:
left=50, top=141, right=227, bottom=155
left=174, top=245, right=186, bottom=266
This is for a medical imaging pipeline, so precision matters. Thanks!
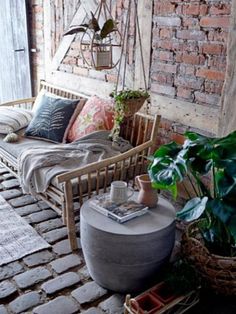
left=110, top=89, right=149, bottom=140
left=64, top=12, right=118, bottom=41
left=149, top=130, right=236, bottom=256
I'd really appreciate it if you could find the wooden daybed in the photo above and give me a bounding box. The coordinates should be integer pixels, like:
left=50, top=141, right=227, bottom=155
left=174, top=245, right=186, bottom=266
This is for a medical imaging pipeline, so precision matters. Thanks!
left=0, top=81, right=161, bottom=251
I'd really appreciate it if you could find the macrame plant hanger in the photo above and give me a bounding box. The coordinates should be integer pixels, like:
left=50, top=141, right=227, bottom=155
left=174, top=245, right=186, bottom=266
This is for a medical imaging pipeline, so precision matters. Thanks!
left=115, top=0, right=149, bottom=114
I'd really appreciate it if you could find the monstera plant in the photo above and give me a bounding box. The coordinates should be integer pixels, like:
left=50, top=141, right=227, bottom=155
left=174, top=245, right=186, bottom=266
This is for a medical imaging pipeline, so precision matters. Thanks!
left=148, top=131, right=236, bottom=256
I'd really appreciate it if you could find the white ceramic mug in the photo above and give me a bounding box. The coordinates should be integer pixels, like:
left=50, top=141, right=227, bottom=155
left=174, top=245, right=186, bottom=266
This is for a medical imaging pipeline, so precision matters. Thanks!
left=110, top=181, right=134, bottom=204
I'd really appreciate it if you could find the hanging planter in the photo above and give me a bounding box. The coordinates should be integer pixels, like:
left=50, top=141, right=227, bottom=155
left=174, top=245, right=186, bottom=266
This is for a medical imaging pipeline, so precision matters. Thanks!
left=109, top=89, right=150, bottom=141
left=64, top=1, right=121, bottom=70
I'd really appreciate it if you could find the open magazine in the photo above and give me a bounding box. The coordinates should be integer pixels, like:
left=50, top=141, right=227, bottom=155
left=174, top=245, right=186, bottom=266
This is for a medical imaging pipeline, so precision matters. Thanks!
left=89, top=194, right=148, bottom=223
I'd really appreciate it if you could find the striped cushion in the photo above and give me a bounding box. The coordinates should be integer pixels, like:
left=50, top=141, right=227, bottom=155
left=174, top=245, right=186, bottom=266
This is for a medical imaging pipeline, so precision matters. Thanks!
left=0, top=107, right=33, bottom=134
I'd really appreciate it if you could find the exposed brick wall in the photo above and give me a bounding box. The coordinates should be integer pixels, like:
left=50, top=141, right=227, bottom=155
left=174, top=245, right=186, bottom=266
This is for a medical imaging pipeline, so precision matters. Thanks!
left=28, top=0, right=44, bottom=95
left=151, top=0, right=231, bottom=108
left=28, top=0, right=232, bottom=144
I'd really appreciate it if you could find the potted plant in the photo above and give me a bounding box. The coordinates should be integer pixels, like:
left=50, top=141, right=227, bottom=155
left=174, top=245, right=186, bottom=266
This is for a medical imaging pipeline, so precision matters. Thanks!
left=148, top=130, right=236, bottom=295
left=64, top=12, right=118, bottom=69
left=110, top=89, right=149, bottom=140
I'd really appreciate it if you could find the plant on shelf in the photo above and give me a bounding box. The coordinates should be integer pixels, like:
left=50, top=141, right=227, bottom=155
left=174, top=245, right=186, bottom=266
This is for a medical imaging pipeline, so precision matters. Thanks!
left=110, top=89, right=149, bottom=140
left=148, top=130, right=236, bottom=295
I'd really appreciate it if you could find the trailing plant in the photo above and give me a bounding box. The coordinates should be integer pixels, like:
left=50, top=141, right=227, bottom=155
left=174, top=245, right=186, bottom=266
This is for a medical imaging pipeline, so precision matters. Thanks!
left=148, top=131, right=236, bottom=256
left=110, top=89, right=149, bottom=140
left=64, top=11, right=118, bottom=46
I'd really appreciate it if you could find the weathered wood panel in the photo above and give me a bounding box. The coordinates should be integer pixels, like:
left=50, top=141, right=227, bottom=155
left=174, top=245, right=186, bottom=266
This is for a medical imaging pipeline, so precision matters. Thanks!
left=0, top=0, right=31, bottom=103
left=151, top=93, right=219, bottom=134
left=134, top=0, right=153, bottom=90
left=49, top=70, right=114, bottom=97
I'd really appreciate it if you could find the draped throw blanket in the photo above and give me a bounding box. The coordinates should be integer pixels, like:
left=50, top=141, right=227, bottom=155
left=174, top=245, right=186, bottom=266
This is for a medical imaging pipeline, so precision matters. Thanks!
left=18, top=131, right=132, bottom=194
left=218, top=0, right=236, bottom=136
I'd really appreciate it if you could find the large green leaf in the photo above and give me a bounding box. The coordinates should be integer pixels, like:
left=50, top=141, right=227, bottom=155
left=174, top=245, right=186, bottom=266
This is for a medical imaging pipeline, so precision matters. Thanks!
left=100, top=19, right=117, bottom=39
left=215, top=170, right=236, bottom=198
left=153, top=142, right=182, bottom=158
left=209, top=199, right=236, bottom=224
left=228, top=215, right=236, bottom=242
left=176, top=197, right=208, bottom=221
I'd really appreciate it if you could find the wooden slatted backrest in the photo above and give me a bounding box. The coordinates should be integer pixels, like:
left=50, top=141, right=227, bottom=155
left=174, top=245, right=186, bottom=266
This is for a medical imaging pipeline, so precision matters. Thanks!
left=39, top=80, right=88, bottom=100
left=38, top=80, right=160, bottom=148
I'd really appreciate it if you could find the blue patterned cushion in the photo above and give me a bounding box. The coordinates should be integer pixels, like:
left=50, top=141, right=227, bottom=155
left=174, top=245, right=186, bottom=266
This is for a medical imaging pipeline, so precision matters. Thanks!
left=25, top=94, right=84, bottom=143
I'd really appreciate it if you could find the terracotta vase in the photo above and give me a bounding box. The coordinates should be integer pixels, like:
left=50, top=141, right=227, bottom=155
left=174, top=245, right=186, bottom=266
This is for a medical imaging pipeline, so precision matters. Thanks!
left=135, top=174, right=158, bottom=208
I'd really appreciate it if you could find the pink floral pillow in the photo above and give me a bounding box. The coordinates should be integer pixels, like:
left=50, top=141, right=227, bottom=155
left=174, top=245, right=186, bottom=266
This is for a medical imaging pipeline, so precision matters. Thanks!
left=67, top=95, right=115, bottom=142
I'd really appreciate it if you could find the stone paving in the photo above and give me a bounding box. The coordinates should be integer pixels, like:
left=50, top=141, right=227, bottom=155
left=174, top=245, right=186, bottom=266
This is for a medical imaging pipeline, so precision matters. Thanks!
left=0, top=166, right=125, bottom=314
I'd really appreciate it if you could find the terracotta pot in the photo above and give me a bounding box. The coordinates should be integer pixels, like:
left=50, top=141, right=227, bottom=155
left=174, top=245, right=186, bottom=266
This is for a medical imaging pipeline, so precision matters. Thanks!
left=150, top=282, right=177, bottom=304
left=135, top=174, right=158, bottom=208
left=130, top=293, right=163, bottom=314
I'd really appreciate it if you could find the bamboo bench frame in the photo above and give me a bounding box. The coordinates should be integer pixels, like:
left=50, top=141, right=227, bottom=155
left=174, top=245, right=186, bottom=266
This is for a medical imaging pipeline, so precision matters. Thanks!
left=0, top=81, right=161, bottom=251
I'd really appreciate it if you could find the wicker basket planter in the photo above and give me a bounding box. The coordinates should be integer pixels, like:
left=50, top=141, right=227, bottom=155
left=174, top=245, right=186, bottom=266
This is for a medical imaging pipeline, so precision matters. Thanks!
left=181, top=221, right=236, bottom=296
left=123, top=96, right=148, bottom=117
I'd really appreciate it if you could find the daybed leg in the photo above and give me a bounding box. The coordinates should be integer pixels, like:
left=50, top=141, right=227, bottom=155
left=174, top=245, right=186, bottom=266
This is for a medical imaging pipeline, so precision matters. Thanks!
left=65, top=181, right=78, bottom=251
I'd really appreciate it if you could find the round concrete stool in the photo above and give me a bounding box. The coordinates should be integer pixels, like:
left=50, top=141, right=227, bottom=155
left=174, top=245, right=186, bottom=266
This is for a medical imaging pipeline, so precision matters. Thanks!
left=80, top=195, right=176, bottom=293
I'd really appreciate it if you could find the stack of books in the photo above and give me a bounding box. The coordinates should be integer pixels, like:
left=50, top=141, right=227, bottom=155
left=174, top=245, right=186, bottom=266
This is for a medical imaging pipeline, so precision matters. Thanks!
left=90, top=194, right=148, bottom=223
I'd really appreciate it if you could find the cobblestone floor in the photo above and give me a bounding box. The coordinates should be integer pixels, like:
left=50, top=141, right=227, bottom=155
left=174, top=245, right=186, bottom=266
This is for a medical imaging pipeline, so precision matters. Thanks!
left=1, top=166, right=236, bottom=314
left=0, top=166, right=125, bottom=314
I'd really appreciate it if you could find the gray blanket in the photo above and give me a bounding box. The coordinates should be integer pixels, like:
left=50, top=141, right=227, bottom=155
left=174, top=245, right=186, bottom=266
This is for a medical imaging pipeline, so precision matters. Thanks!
left=18, top=131, right=132, bottom=194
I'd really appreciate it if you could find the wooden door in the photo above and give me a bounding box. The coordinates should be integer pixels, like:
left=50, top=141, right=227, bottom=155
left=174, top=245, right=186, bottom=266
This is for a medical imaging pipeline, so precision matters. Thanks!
left=0, top=0, right=32, bottom=103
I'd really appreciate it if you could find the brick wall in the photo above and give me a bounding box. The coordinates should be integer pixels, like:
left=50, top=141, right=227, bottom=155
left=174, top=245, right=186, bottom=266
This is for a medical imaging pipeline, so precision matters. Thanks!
left=27, top=0, right=44, bottom=95
left=28, top=0, right=231, bottom=143
left=151, top=0, right=231, bottom=145
left=151, top=0, right=230, bottom=107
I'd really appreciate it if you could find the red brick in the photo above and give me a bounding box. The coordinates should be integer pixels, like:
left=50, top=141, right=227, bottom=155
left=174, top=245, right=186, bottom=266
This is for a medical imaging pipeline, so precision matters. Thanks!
left=179, top=65, right=195, bottom=76
left=182, top=17, right=200, bottom=28
left=182, top=54, right=204, bottom=65
left=152, top=72, right=173, bottom=85
left=200, top=4, right=208, bottom=16
left=175, top=52, right=182, bottom=63
left=154, top=2, right=175, bottom=14
left=175, top=4, right=183, bottom=15
left=205, top=81, right=224, bottom=94
left=208, top=56, right=227, bottom=70
left=208, top=30, right=228, bottom=42
left=177, top=87, right=193, bottom=101
left=200, top=17, right=230, bottom=28
left=171, top=133, right=185, bottom=145
left=176, top=30, right=205, bottom=41
left=175, top=75, right=203, bottom=90
left=209, top=4, right=231, bottom=15
left=158, top=51, right=174, bottom=62
left=194, top=91, right=220, bottom=106
left=200, top=43, right=223, bottom=55
left=183, top=4, right=200, bottom=16
left=196, top=68, right=225, bottom=81
left=155, top=40, right=173, bottom=50
left=159, top=29, right=173, bottom=39
left=156, top=63, right=177, bottom=74
left=155, top=17, right=181, bottom=27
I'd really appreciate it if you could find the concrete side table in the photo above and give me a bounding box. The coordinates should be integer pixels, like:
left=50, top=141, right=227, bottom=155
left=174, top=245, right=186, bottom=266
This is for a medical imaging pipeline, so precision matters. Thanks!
left=80, top=195, right=176, bottom=293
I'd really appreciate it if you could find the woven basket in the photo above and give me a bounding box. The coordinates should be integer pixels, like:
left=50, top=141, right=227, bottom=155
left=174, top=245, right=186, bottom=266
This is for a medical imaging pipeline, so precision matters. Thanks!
left=181, top=221, right=236, bottom=295
left=123, top=97, right=147, bottom=117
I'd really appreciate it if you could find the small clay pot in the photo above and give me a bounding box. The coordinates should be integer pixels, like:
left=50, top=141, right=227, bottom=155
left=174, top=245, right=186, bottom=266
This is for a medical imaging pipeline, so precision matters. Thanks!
left=135, top=174, right=158, bottom=208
